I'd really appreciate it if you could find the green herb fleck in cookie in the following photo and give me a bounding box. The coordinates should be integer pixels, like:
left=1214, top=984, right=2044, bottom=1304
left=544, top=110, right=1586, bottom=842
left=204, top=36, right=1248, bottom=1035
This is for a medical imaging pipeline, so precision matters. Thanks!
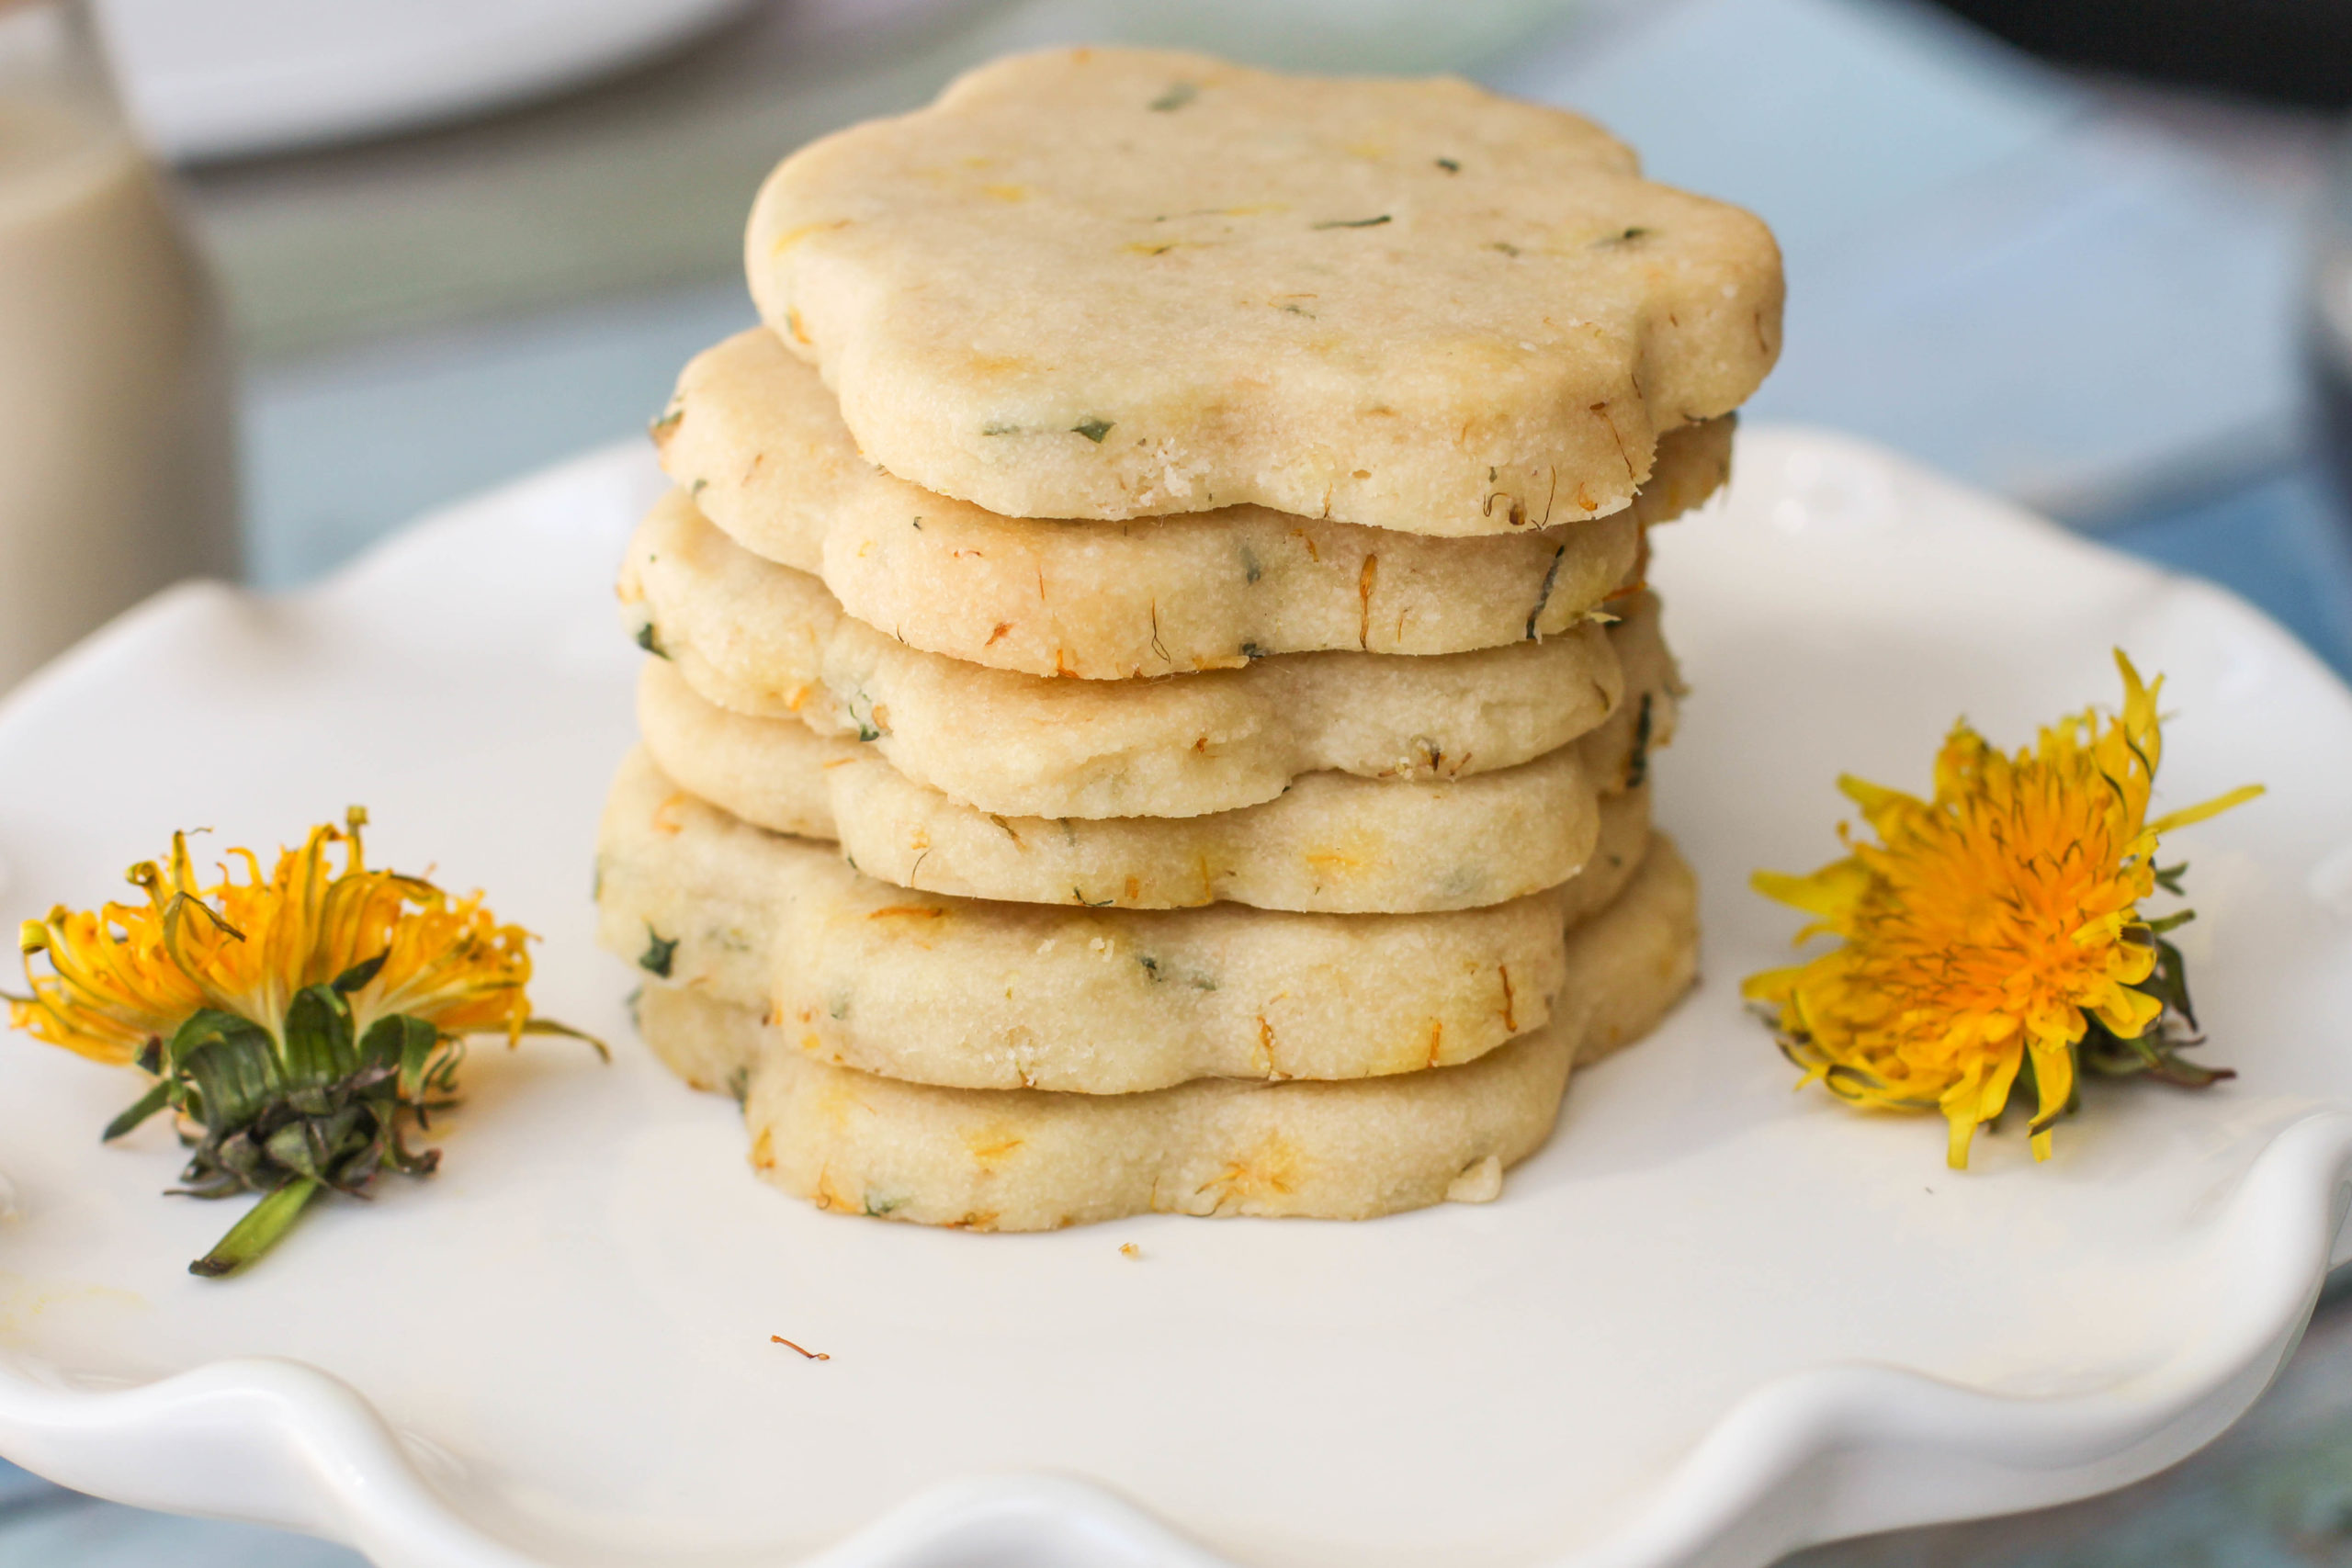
left=1625, top=693, right=1655, bottom=790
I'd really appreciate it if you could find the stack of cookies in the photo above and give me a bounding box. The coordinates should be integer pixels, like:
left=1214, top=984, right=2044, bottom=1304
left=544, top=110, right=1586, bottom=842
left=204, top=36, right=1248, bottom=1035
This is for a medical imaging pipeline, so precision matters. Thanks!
left=595, top=49, right=1781, bottom=1229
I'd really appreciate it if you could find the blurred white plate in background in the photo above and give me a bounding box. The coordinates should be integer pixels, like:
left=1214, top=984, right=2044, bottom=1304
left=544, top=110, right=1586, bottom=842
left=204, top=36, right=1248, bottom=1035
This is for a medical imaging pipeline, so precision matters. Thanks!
left=91, top=0, right=764, bottom=162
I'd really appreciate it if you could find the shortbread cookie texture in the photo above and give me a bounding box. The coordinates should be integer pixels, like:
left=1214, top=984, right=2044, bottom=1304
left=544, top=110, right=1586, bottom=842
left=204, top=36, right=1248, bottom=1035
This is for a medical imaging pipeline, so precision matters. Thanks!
left=634, top=837, right=1698, bottom=1228
left=621, top=490, right=1635, bottom=819
left=746, top=48, right=1780, bottom=534
left=632, top=602, right=1674, bottom=911
left=595, top=748, right=1654, bottom=1091
left=654, top=328, right=1730, bottom=677
left=638, top=658, right=1601, bottom=914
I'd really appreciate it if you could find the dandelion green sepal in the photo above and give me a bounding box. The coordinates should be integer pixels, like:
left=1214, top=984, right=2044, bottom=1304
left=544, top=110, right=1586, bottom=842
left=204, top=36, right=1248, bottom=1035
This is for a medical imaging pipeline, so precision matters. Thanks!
left=101, top=1077, right=172, bottom=1143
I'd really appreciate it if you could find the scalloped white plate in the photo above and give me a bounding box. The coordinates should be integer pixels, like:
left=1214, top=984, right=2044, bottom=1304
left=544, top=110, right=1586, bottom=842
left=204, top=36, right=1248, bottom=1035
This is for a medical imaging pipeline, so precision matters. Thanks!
left=4, top=427, right=2352, bottom=1568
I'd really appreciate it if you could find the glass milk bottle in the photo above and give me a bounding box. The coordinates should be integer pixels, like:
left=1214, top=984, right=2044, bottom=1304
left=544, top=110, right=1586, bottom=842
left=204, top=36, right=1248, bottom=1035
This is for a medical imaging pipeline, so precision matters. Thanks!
left=0, top=0, right=235, bottom=693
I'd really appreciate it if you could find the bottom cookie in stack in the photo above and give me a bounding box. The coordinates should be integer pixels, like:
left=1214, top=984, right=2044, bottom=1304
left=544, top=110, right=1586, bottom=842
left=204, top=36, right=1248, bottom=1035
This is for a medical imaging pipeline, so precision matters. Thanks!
left=596, top=741, right=1696, bottom=1227
left=634, top=839, right=1694, bottom=1229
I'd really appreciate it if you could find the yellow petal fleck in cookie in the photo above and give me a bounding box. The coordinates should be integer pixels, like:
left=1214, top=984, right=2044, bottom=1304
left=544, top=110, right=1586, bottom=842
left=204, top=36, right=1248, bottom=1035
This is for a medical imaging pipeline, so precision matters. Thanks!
left=654, top=328, right=1729, bottom=676
left=746, top=48, right=1780, bottom=532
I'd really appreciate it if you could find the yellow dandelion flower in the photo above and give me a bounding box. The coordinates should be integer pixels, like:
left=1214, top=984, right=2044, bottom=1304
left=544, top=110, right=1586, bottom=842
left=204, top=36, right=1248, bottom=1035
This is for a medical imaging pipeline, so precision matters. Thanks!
left=1744, top=652, right=2261, bottom=1168
left=6, top=809, right=600, bottom=1275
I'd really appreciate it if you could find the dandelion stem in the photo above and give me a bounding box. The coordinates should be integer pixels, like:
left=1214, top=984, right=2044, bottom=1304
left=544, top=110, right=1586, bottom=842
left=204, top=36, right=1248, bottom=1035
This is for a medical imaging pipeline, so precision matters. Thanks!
left=190, top=1176, right=322, bottom=1277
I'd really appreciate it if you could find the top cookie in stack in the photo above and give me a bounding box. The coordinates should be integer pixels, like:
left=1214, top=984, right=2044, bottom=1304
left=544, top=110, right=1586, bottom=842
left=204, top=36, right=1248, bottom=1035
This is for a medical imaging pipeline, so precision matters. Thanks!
left=598, top=48, right=1781, bottom=1230
left=743, top=49, right=1776, bottom=536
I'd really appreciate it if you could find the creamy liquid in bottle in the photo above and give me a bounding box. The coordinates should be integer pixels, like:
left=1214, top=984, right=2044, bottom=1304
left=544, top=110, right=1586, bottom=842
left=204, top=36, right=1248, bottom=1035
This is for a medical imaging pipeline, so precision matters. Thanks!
left=0, top=0, right=235, bottom=694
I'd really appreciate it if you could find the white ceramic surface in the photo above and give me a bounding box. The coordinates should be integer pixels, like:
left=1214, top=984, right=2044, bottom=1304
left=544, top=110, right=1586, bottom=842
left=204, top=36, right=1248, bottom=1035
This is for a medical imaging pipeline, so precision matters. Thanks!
left=91, top=0, right=762, bottom=162
left=3, top=428, right=2351, bottom=1568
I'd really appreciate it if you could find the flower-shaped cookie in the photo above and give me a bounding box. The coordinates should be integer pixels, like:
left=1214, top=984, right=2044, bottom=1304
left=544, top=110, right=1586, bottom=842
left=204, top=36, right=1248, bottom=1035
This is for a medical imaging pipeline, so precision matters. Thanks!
left=747, top=47, right=1781, bottom=533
